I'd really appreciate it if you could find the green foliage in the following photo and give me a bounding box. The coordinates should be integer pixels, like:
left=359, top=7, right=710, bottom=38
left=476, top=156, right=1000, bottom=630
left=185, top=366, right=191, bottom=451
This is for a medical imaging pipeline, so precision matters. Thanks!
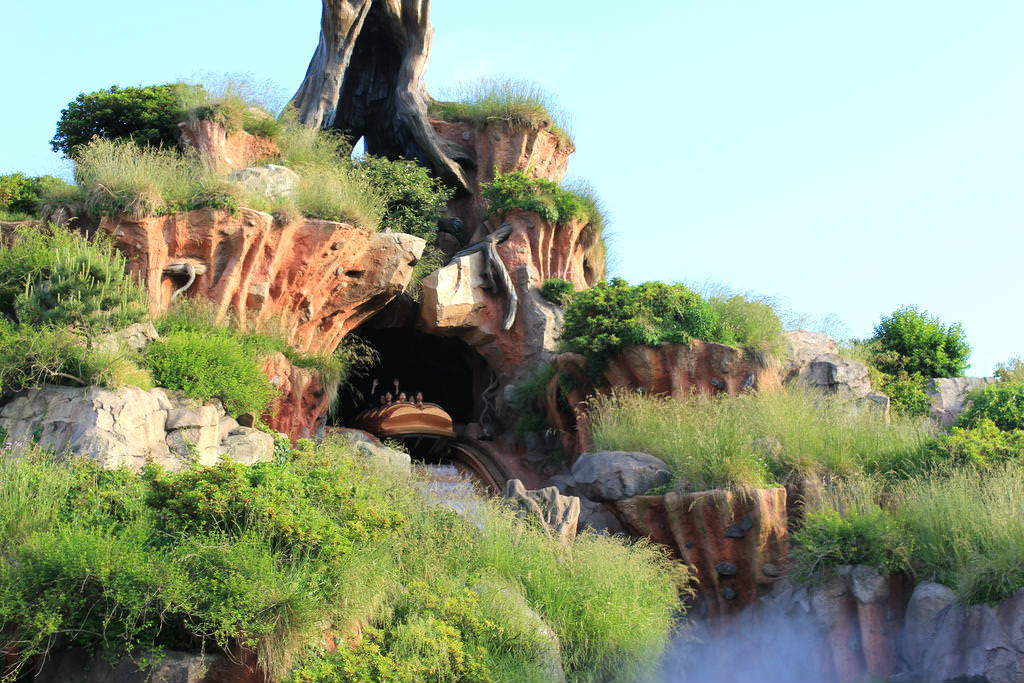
left=587, top=387, right=934, bottom=492
left=51, top=83, right=199, bottom=156
left=871, top=305, right=971, bottom=378
left=177, top=76, right=284, bottom=139
left=560, top=278, right=724, bottom=373
left=540, top=278, right=574, bottom=305
left=509, top=362, right=558, bottom=437
left=705, top=292, right=787, bottom=361
left=994, top=356, right=1024, bottom=383
left=957, top=381, right=1024, bottom=431
left=428, top=77, right=573, bottom=148
left=288, top=162, right=383, bottom=229
left=877, top=371, right=932, bottom=417
left=482, top=170, right=603, bottom=231
left=925, top=419, right=1024, bottom=469
left=0, top=173, right=77, bottom=220
left=144, top=330, right=276, bottom=416
left=351, top=155, right=453, bottom=241
left=0, top=438, right=684, bottom=682
left=73, top=138, right=240, bottom=219
left=792, top=508, right=910, bottom=579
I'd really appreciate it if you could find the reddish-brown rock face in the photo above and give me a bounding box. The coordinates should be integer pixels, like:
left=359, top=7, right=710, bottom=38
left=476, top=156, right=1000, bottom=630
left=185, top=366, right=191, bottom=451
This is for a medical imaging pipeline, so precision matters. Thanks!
left=101, top=208, right=424, bottom=356
left=178, top=119, right=280, bottom=173
left=616, top=487, right=789, bottom=619
left=547, top=341, right=780, bottom=455
left=430, top=119, right=572, bottom=232
left=261, top=352, right=329, bottom=439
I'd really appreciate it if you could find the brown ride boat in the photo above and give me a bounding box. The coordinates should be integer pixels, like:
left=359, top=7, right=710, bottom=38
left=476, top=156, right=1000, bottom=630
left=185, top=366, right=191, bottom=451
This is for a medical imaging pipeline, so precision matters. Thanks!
left=354, top=402, right=456, bottom=439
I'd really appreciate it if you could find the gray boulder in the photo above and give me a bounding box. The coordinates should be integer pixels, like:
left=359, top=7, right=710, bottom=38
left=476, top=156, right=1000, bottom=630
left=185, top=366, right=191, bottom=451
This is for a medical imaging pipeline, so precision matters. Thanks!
left=228, top=163, right=299, bottom=198
left=93, top=321, right=159, bottom=355
left=353, top=440, right=412, bottom=474
left=570, top=451, right=671, bottom=501
left=502, top=479, right=580, bottom=546
left=900, top=581, right=958, bottom=670
left=782, top=330, right=840, bottom=382
left=797, top=354, right=872, bottom=398
left=927, top=377, right=999, bottom=427
left=577, top=495, right=626, bottom=535
left=219, top=427, right=275, bottom=465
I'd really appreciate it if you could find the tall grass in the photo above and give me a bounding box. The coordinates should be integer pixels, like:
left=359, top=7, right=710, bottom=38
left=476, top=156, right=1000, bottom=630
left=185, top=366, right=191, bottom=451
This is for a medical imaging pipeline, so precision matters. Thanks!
left=74, top=138, right=239, bottom=219
left=289, top=162, right=383, bottom=228
left=177, top=75, right=287, bottom=139
left=895, top=463, right=1024, bottom=603
left=429, top=77, right=573, bottom=148
left=587, top=387, right=934, bottom=492
left=0, top=438, right=684, bottom=682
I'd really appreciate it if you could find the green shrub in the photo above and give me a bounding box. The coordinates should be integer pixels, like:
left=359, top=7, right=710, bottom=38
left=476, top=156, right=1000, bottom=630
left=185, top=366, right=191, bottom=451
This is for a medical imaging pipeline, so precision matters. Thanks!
left=994, top=356, right=1024, bottom=383
left=560, top=278, right=724, bottom=373
left=509, top=362, right=558, bottom=437
left=428, top=77, right=573, bottom=148
left=51, top=83, right=200, bottom=157
left=0, top=173, right=77, bottom=220
left=877, top=371, right=932, bottom=417
left=791, top=507, right=910, bottom=579
left=290, top=163, right=383, bottom=229
left=540, top=278, right=574, bottom=305
left=957, top=381, right=1024, bottom=431
left=351, top=155, right=453, bottom=241
left=73, top=138, right=240, bottom=218
left=705, top=291, right=786, bottom=360
left=482, top=170, right=602, bottom=230
left=144, top=330, right=276, bottom=416
left=870, top=305, right=971, bottom=378
left=0, top=437, right=684, bottom=682
left=925, top=419, right=1024, bottom=469
left=0, top=224, right=146, bottom=330
left=177, top=76, right=284, bottom=139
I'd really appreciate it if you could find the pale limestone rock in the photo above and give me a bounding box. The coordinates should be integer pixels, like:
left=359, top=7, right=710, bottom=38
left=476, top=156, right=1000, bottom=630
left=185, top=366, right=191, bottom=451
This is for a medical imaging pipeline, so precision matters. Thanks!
left=502, top=478, right=580, bottom=546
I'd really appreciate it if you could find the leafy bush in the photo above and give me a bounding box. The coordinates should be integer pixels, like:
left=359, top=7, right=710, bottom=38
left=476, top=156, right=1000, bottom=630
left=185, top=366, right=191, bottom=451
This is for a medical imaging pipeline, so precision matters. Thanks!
left=957, top=381, right=1024, bottom=431
left=51, top=83, right=199, bottom=156
left=177, top=76, right=284, bottom=139
left=0, top=173, right=77, bottom=220
left=482, top=170, right=603, bottom=231
left=791, top=507, right=910, bottom=579
left=994, top=356, right=1024, bottom=383
left=560, top=278, right=724, bottom=373
left=351, top=155, right=453, bottom=241
left=877, top=371, right=932, bottom=417
left=925, top=419, right=1024, bottom=469
left=73, top=138, right=240, bottom=218
left=540, top=278, right=574, bottom=305
left=144, top=330, right=276, bottom=416
left=870, top=305, right=971, bottom=378
left=0, top=437, right=684, bottom=682
left=428, top=77, right=573, bottom=148
left=705, top=292, right=787, bottom=360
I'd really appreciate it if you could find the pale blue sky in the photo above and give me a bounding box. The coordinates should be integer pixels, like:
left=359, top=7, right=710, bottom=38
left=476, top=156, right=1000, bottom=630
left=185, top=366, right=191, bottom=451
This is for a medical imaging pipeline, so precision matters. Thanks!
left=3, top=1, right=1022, bottom=374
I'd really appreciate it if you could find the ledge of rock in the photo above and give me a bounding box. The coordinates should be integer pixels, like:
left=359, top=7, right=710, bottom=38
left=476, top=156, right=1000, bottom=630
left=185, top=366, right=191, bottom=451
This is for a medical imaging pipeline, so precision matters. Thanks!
left=927, top=376, right=999, bottom=427
left=0, top=385, right=273, bottom=470
left=102, top=208, right=424, bottom=356
left=615, top=487, right=790, bottom=618
left=261, top=352, right=328, bottom=440
left=568, top=451, right=672, bottom=502
left=178, top=118, right=280, bottom=173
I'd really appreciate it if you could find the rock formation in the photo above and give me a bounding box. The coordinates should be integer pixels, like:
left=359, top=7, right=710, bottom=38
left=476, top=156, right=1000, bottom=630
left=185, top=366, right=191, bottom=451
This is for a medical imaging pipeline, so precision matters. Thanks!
left=178, top=119, right=280, bottom=173
left=615, top=487, right=790, bottom=618
left=261, top=352, right=330, bottom=439
left=0, top=385, right=274, bottom=471
left=927, top=376, right=999, bottom=426
left=102, top=208, right=424, bottom=356
left=502, top=478, right=580, bottom=547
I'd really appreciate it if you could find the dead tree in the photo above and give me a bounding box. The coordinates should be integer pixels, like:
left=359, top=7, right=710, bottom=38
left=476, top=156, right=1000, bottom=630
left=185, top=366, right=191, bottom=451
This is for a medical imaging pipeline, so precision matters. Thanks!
left=291, top=0, right=471, bottom=190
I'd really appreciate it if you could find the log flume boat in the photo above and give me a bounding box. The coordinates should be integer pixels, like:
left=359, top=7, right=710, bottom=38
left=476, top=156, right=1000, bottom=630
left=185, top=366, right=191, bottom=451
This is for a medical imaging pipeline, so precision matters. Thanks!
left=353, top=402, right=456, bottom=440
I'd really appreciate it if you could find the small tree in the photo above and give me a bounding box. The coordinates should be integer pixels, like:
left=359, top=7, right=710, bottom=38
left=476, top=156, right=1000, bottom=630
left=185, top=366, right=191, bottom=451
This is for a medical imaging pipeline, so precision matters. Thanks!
left=51, top=84, right=199, bottom=157
left=871, top=305, right=970, bottom=378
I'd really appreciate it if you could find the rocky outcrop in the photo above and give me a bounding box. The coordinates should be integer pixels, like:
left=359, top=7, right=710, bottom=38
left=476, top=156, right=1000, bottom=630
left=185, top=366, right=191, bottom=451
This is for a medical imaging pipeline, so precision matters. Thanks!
left=614, top=487, right=790, bottom=618
left=430, top=120, right=571, bottom=232
left=228, top=164, right=300, bottom=198
left=102, top=208, right=424, bottom=356
left=178, top=118, right=280, bottom=173
left=781, top=329, right=839, bottom=382
left=899, top=583, right=1024, bottom=683
left=927, top=376, right=999, bottom=427
left=502, top=479, right=580, bottom=547
left=546, top=341, right=779, bottom=455
left=0, top=385, right=273, bottom=471
left=568, top=451, right=671, bottom=502
left=261, top=353, right=328, bottom=440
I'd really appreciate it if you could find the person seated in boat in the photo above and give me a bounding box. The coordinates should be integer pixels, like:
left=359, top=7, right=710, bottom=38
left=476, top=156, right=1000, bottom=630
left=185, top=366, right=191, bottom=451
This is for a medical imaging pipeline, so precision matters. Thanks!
left=378, top=394, right=387, bottom=406
left=384, top=391, right=393, bottom=405
left=414, top=391, right=424, bottom=408
left=398, top=392, right=408, bottom=403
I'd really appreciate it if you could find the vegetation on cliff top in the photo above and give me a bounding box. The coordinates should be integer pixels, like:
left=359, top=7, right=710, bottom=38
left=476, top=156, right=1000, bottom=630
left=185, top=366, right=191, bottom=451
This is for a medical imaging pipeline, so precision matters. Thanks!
left=0, top=438, right=686, bottom=682
left=428, top=77, right=573, bottom=148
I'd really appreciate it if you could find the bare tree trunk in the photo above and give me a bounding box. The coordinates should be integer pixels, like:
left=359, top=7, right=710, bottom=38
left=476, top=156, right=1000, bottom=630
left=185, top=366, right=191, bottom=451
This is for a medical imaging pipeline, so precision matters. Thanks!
left=291, top=0, right=471, bottom=190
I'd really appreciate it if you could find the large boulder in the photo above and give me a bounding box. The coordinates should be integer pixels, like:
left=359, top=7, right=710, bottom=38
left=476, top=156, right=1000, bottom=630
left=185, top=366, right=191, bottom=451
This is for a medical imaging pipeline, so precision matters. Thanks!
left=796, top=353, right=872, bottom=398
left=0, top=385, right=273, bottom=471
left=569, top=451, right=671, bottom=502
left=178, top=118, right=279, bottom=173
left=927, top=376, right=999, bottom=426
left=781, top=330, right=839, bottom=382
left=502, top=478, right=580, bottom=546
left=228, top=164, right=300, bottom=198
left=900, top=581, right=958, bottom=669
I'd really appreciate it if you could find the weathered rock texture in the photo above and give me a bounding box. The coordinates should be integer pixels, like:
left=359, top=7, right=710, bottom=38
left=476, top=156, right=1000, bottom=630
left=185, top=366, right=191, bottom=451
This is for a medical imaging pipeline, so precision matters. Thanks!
left=615, top=487, right=789, bottom=618
left=261, top=352, right=329, bottom=439
left=927, top=376, right=999, bottom=427
left=0, top=385, right=273, bottom=470
left=900, top=582, right=1024, bottom=683
left=178, top=118, right=280, bottom=173
left=568, top=451, right=671, bottom=502
left=502, top=478, right=580, bottom=547
left=546, top=341, right=780, bottom=456
left=101, top=208, right=424, bottom=356
left=431, top=119, right=572, bottom=232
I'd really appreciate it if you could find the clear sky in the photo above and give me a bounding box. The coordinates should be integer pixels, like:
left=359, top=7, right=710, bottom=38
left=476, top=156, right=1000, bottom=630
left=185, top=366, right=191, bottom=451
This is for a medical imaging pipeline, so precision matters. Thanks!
left=3, top=1, right=1022, bottom=374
